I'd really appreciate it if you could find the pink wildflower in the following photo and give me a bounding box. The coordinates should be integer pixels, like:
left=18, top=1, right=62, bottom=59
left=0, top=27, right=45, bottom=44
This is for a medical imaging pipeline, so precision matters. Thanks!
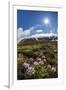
left=48, top=64, right=51, bottom=69
left=22, top=63, right=30, bottom=69
left=34, top=61, right=39, bottom=65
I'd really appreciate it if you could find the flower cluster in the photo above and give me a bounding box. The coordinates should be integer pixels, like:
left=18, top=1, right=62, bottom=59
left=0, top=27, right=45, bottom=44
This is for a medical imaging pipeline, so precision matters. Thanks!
left=51, top=67, right=56, bottom=72
left=25, top=66, right=35, bottom=76
left=34, top=57, right=45, bottom=66
left=23, top=63, right=35, bottom=77
left=47, top=64, right=56, bottom=72
left=23, top=63, right=30, bottom=69
left=21, top=53, right=57, bottom=79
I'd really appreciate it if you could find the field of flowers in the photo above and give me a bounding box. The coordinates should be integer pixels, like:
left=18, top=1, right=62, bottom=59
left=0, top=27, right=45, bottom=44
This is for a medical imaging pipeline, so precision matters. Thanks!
left=17, top=41, right=58, bottom=80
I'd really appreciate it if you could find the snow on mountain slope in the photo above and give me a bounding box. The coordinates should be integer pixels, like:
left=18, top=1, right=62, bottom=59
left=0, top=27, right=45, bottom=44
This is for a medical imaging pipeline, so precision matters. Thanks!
left=17, top=32, right=57, bottom=43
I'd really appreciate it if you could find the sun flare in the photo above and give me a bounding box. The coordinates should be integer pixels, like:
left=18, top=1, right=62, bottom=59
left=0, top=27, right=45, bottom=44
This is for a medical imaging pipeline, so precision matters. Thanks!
left=43, top=18, right=50, bottom=25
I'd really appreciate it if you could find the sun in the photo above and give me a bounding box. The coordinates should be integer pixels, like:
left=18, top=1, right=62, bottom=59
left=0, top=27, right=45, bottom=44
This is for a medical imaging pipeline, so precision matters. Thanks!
left=43, top=18, right=50, bottom=25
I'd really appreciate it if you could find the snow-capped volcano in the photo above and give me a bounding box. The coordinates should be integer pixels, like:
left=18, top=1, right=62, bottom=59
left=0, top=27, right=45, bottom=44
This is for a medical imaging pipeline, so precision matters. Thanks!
left=17, top=32, right=57, bottom=43
left=30, top=32, right=57, bottom=38
left=17, top=25, right=57, bottom=44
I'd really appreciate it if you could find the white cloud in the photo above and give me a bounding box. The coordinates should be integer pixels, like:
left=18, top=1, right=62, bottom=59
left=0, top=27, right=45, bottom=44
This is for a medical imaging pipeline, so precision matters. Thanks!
left=24, top=29, right=31, bottom=36
left=36, top=29, right=43, bottom=33
left=18, top=28, right=23, bottom=37
left=17, top=27, right=33, bottom=43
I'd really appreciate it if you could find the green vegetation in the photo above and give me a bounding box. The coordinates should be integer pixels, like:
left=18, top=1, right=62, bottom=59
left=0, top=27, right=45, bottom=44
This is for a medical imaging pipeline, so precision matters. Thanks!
left=17, top=41, right=58, bottom=80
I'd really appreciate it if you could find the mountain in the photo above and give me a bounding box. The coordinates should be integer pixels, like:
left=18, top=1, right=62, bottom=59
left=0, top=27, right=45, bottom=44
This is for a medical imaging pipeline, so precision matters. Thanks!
left=18, top=33, right=57, bottom=43
left=18, top=32, right=57, bottom=45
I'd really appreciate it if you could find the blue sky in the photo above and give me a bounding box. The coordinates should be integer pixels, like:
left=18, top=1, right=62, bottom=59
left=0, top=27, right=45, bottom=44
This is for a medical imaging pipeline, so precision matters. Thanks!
left=17, top=10, right=58, bottom=43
